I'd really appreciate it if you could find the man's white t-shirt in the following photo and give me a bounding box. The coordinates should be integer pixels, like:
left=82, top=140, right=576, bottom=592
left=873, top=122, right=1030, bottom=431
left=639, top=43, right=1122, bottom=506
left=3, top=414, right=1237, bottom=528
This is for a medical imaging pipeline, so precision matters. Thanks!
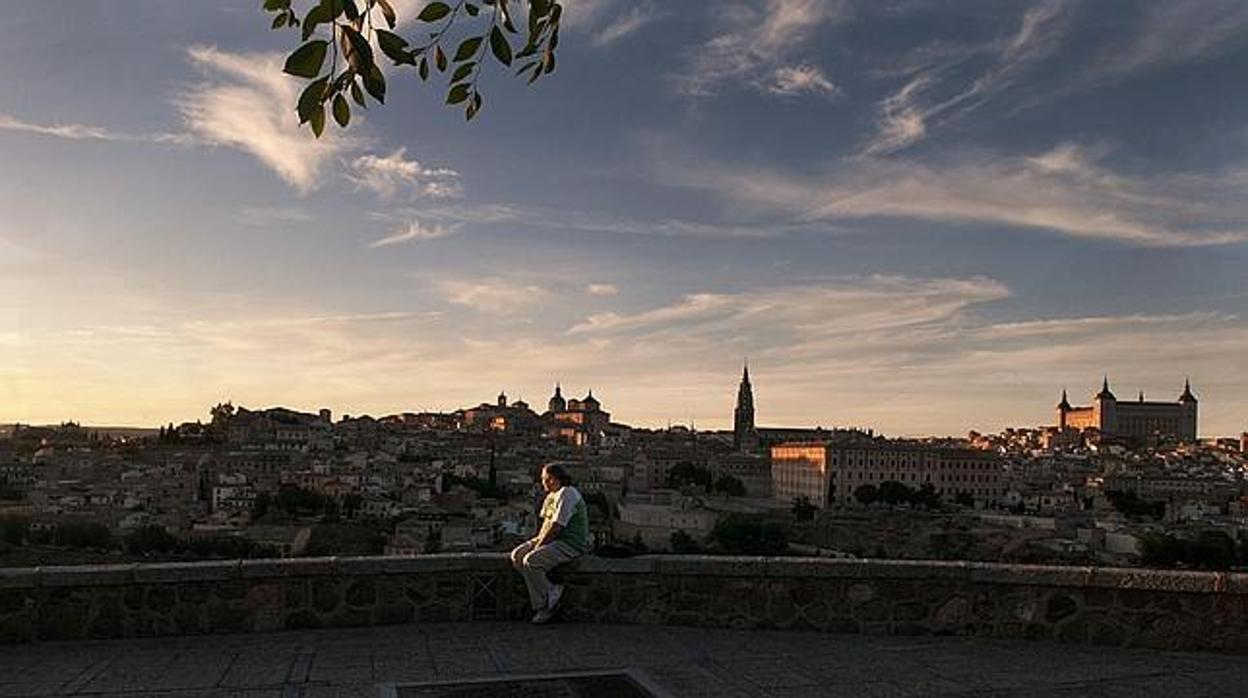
left=539, top=485, right=590, bottom=553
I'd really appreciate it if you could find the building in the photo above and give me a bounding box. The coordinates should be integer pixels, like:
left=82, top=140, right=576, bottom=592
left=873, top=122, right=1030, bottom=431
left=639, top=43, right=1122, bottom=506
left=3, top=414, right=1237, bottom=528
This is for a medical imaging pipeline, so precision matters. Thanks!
left=733, top=364, right=758, bottom=452
left=771, top=436, right=1004, bottom=508
left=1056, top=378, right=1197, bottom=442
left=545, top=386, right=610, bottom=447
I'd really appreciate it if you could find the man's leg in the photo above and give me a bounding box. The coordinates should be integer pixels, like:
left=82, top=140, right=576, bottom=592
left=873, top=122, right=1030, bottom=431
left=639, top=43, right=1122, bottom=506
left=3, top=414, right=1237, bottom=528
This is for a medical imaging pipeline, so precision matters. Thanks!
left=519, top=542, right=579, bottom=612
left=509, top=540, right=547, bottom=611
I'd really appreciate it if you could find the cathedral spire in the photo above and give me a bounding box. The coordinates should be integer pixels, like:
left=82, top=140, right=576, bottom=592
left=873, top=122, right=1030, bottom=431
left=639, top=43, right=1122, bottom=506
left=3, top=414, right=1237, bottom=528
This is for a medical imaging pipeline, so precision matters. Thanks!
left=734, top=360, right=757, bottom=452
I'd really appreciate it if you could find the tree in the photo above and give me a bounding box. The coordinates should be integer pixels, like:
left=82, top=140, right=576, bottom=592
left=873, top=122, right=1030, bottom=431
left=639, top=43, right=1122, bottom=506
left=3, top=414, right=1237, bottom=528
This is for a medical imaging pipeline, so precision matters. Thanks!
left=714, top=475, right=747, bottom=497
left=791, top=496, right=816, bottom=522
left=0, top=516, right=29, bottom=546
left=669, top=530, right=701, bottom=554
left=954, top=491, right=975, bottom=508
left=853, top=484, right=878, bottom=506
left=666, top=462, right=712, bottom=492
left=877, top=480, right=915, bottom=507
left=710, top=514, right=788, bottom=556
left=261, top=0, right=565, bottom=131
left=252, top=492, right=272, bottom=519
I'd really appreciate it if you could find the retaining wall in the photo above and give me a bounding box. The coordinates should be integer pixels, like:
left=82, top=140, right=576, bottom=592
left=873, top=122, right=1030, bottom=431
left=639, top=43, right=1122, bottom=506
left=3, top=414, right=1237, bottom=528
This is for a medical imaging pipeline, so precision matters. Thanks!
left=1, top=555, right=1245, bottom=652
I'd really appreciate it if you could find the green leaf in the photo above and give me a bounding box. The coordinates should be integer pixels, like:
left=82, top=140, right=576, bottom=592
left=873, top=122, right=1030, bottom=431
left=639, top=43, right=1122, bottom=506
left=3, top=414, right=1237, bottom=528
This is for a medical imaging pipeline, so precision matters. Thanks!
left=262, top=0, right=290, bottom=11
left=435, top=45, right=448, bottom=71
left=332, top=94, right=350, bottom=127
left=350, top=80, right=366, bottom=107
left=455, top=36, right=483, bottom=62
left=284, top=40, right=328, bottom=79
left=446, top=83, right=470, bottom=105
left=419, top=57, right=430, bottom=81
left=301, top=4, right=330, bottom=41
left=451, top=62, right=475, bottom=83
left=465, top=3, right=479, bottom=17
left=466, top=91, right=482, bottom=120
left=309, top=104, right=326, bottom=137
left=418, top=2, right=451, bottom=22
left=543, top=51, right=556, bottom=74
left=341, top=25, right=375, bottom=72
left=489, top=27, right=512, bottom=66
left=296, top=76, right=330, bottom=124
left=271, top=13, right=288, bottom=29
left=530, top=0, right=550, bottom=18
left=364, top=63, right=386, bottom=103
left=376, top=30, right=413, bottom=65
left=377, top=0, right=398, bottom=28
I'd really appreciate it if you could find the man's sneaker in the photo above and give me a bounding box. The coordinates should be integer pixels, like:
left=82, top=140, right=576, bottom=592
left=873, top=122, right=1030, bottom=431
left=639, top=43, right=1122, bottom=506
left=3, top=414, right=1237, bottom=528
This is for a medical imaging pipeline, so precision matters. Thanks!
left=531, top=609, right=554, bottom=624
left=547, top=584, right=565, bottom=612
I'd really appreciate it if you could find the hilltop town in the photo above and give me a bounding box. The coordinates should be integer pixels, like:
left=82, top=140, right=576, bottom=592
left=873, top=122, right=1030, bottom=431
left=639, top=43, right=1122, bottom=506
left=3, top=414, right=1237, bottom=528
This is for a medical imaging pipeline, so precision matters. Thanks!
left=2, top=371, right=1246, bottom=570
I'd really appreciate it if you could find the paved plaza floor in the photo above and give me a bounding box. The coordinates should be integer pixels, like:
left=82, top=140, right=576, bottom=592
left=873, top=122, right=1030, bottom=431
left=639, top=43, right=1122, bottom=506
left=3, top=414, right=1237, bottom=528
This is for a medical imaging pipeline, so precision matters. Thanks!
left=1, top=622, right=1244, bottom=697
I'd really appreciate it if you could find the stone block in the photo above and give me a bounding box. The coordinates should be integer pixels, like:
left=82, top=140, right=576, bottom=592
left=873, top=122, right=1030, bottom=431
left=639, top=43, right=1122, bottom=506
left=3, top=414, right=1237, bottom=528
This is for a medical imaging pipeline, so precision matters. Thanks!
left=241, top=557, right=336, bottom=578
left=133, top=561, right=240, bottom=584
left=865, top=559, right=968, bottom=581
left=968, top=563, right=1094, bottom=588
left=574, top=556, right=657, bottom=575
left=1092, top=568, right=1219, bottom=594
left=0, top=568, right=38, bottom=589
left=656, top=555, right=767, bottom=577
left=40, top=564, right=136, bottom=588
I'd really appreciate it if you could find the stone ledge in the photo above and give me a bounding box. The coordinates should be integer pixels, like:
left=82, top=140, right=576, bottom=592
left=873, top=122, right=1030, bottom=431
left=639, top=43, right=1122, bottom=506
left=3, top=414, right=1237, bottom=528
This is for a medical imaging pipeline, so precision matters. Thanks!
left=133, top=560, right=241, bottom=584
left=0, top=556, right=1244, bottom=595
left=0, top=567, right=38, bottom=589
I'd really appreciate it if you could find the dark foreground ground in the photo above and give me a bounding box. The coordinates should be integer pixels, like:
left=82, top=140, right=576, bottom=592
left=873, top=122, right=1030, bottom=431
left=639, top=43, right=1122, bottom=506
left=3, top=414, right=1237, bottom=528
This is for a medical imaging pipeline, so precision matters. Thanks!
left=1, top=621, right=1244, bottom=697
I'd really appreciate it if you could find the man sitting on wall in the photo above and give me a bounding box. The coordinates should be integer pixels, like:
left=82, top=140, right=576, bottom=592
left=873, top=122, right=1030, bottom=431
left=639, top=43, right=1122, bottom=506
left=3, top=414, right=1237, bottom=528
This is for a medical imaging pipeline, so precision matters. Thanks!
left=509, top=463, right=590, bottom=624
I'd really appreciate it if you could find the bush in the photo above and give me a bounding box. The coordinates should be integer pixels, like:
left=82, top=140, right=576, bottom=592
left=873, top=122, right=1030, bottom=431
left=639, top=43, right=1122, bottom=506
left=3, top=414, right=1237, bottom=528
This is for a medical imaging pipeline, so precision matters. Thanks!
left=54, top=520, right=112, bottom=549
left=1105, top=490, right=1165, bottom=520
left=710, top=514, right=788, bottom=556
left=1139, top=530, right=1238, bottom=570
left=670, top=530, right=701, bottom=553
left=0, top=516, right=29, bottom=546
left=714, top=475, right=747, bottom=497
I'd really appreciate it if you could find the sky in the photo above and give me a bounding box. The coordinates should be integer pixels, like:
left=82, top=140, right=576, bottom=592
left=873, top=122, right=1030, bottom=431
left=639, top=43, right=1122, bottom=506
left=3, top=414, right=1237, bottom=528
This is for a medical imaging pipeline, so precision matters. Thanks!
left=2, top=0, right=1248, bottom=437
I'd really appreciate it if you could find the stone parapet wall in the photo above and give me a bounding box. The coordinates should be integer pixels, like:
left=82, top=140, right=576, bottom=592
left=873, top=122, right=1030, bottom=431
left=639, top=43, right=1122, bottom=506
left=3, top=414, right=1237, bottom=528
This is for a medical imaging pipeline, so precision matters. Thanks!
left=1, top=555, right=1245, bottom=652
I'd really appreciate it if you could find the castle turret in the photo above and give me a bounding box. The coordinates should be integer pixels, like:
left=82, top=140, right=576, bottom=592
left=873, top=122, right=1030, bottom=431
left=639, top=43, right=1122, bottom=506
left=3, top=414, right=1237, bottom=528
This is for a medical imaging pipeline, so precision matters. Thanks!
left=497, top=391, right=507, bottom=407
left=1178, top=378, right=1198, bottom=441
left=1056, top=389, right=1071, bottom=429
left=1093, top=376, right=1117, bottom=434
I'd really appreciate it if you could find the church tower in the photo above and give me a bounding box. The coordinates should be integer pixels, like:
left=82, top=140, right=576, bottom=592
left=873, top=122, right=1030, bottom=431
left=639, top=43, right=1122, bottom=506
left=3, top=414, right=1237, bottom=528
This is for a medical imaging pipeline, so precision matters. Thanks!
left=733, top=362, right=758, bottom=451
left=1178, top=378, right=1198, bottom=441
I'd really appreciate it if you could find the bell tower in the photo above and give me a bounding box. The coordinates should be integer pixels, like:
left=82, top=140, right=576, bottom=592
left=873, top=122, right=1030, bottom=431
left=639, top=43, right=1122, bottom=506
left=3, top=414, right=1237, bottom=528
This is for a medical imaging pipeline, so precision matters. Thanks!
left=733, top=361, right=758, bottom=452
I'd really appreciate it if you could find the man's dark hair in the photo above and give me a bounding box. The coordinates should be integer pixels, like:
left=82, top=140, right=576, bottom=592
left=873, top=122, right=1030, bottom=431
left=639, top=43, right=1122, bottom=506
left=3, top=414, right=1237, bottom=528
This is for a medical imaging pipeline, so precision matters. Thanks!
left=543, top=463, right=572, bottom=486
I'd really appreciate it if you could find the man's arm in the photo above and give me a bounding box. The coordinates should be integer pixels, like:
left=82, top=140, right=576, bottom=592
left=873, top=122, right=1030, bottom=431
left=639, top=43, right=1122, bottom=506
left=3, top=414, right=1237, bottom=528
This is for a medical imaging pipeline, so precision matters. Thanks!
left=533, top=521, right=564, bottom=548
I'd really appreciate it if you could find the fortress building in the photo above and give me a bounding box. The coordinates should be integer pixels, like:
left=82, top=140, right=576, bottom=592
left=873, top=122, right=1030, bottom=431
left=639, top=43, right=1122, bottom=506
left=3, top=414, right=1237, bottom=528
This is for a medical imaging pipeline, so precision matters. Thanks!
left=1056, top=378, right=1197, bottom=442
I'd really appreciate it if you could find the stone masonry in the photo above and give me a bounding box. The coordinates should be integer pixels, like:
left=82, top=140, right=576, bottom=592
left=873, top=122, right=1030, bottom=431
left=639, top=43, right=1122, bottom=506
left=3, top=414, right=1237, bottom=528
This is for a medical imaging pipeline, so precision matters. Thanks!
left=1, top=555, right=1245, bottom=652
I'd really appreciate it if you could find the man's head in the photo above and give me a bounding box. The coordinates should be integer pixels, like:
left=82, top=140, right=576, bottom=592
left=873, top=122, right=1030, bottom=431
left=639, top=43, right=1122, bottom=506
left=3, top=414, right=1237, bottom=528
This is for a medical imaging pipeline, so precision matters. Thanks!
left=541, top=463, right=570, bottom=493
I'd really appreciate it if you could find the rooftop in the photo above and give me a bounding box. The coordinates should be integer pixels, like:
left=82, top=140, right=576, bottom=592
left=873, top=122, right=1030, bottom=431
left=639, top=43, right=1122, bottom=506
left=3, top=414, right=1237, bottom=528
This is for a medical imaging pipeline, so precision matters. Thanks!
left=3, top=620, right=1245, bottom=697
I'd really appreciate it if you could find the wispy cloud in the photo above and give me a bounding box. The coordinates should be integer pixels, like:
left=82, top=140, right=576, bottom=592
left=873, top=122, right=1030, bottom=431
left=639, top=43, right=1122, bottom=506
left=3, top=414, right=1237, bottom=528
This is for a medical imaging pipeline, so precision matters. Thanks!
left=593, top=4, right=662, bottom=47
left=345, top=147, right=462, bottom=199
left=674, top=0, right=848, bottom=98
left=768, top=64, right=838, bottom=97
left=178, top=45, right=353, bottom=195
left=236, top=206, right=314, bottom=227
left=1085, top=0, right=1248, bottom=82
left=661, top=142, right=1248, bottom=247
left=439, top=278, right=549, bottom=315
left=369, top=220, right=457, bottom=248
left=587, top=283, right=619, bottom=296
left=0, top=113, right=193, bottom=145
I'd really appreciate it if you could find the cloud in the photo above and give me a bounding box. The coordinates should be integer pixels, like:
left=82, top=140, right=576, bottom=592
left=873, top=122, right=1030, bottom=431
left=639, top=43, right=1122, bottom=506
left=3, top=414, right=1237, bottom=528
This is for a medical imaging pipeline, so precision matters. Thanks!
left=586, top=283, right=619, bottom=296
left=178, top=45, right=353, bottom=194
left=236, top=206, right=314, bottom=227
left=345, top=147, right=462, bottom=199
left=859, top=0, right=1070, bottom=154
left=859, top=76, right=929, bottom=156
left=568, top=275, right=1009, bottom=338
left=768, top=64, right=838, bottom=97
left=439, top=278, right=549, bottom=314
left=1086, top=0, right=1248, bottom=82
left=674, top=0, right=848, bottom=97
left=369, top=221, right=457, bottom=248
left=0, top=113, right=193, bottom=145
left=661, top=142, right=1248, bottom=247
left=592, top=4, right=662, bottom=47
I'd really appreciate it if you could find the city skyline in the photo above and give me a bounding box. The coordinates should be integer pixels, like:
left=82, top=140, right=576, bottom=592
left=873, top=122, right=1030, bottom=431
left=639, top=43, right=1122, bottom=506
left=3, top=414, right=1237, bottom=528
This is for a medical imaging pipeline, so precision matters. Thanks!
left=3, top=1, right=1248, bottom=435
